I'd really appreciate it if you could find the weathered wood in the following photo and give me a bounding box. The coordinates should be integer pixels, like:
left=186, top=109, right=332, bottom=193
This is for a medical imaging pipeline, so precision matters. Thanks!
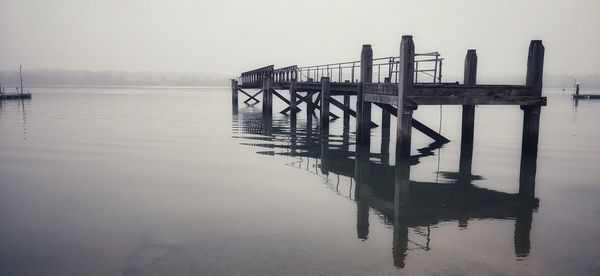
left=357, top=44, right=373, bottom=146
left=0, top=93, right=31, bottom=100
left=460, top=49, right=477, bottom=182
left=320, top=77, right=331, bottom=132
left=396, top=35, right=415, bottom=159
left=343, top=95, right=350, bottom=127
left=243, top=89, right=262, bottom=104
left=519, top=40, right=544, bottom=199
left=330, top=96, right=378, bottom=127
left=374, top=103, right=449, bottom=143
left=272, top=89, right=291, bottom=105
left=363, top=93, right=546, bottom=106
left=290, top=78, right=298, bottom=119
left=231, top=79, right=238, bottom=112
left=363, top=82, right=532, bottom=97
left=262, top=77, right=273, bottom=117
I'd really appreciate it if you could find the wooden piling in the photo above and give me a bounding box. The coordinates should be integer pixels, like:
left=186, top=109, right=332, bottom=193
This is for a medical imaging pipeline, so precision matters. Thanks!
left=396, top=36, right=415, bottom=159
left=320, top=77, right=331, bottom=133
left=231, top=79, right=238, bottom=112
left=262, top=77, right=273, bottom=116
left=459, top=50, right=477, bottom=180
left=290, top=78, right=297, bottom=121
left=343, top=95, right=350, bottom=127
left=519, top=40, right=544, bottom=199
left=357, top=45, right=373, bottom=146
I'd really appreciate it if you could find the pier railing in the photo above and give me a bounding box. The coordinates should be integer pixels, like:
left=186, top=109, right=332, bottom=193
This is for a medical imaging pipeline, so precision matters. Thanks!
left=239, top=52, right=443, bottom=87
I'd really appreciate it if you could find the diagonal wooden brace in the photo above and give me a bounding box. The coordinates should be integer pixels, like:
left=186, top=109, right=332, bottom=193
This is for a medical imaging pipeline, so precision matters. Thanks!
left=374, top=102, right=450, bottom=143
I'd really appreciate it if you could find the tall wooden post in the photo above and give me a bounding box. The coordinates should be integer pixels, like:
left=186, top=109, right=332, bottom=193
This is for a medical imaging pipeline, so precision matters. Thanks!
left=357, top=45, right=373, bottom=146
left=290, top=78, right=297, bottom=121
left=381, top=77, right=391, bottom=164
left=231, top=79, right=238, bottom=113
left=459, top=50, right=477, bottom=182
left=262, top=76, right=273, bottom=117
left=519, top=40, right=544, bottom=199
left=320, top=77, right=331, bottom=134
left=396, top=36, right=415, bottom=159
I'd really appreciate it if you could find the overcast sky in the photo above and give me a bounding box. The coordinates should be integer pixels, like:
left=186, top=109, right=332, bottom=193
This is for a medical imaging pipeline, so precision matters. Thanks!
left=1, top=0, right=598, bottom=79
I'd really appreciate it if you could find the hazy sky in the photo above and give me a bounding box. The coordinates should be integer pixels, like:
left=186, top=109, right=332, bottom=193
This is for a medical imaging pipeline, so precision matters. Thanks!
left=1, top=0, right=599, bottom=79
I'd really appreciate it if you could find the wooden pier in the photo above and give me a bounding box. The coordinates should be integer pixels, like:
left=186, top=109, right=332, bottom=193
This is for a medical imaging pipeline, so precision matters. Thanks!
left=232, top=35, right=546, bottom=200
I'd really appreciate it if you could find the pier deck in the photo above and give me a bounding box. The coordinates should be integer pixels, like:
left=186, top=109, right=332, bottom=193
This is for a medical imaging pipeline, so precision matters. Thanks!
left=0, top=93, right=31, bottom=100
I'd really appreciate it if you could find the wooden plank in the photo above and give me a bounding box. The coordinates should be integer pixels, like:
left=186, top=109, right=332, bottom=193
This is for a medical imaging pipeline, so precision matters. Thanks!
left=406, top=95, right=546, bottom=106
left=272, top=89, right=291, bottom=105
left=363, top=82, right=532, bottom=97
left=330, top=97, right=378, bottom=127
left=374, top=103, right=449, bottom=143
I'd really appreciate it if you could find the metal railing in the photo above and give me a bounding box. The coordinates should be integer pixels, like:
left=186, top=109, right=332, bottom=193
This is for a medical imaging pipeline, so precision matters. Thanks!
left=238, top=52, right=443, bottom=86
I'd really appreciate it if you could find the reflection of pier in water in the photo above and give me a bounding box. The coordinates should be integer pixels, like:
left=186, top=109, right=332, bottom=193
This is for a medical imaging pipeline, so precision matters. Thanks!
left=232, top=109, right=537, bottom=268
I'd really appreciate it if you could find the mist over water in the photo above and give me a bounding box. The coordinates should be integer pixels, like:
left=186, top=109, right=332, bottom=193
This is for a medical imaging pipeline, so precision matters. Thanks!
left=0, top=88, right=599, bottom=275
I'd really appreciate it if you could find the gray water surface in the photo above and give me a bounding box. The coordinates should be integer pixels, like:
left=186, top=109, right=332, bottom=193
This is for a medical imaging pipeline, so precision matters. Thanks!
left=0, top=87, right=599, bottom=275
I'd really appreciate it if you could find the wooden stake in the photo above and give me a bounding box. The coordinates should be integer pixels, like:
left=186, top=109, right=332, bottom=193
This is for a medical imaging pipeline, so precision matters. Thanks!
left=357, top=45, right=373, bottom=145
left=459, top=49, right=477, bottom=181
left=519, top=40, right=544, bottom=199
left=396, top=36, right=415, bottom=159
left=320, top=77, right=330, bottom=133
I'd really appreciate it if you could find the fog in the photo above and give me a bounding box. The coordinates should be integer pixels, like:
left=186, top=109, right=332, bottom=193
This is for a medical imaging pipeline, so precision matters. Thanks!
left=1, top=0, right=599, bottom=78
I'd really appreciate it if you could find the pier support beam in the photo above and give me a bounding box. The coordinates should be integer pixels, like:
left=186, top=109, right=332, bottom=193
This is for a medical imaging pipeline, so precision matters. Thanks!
left=320, top=77, right=331, bottom=134
left=262, top=77, right=273, bottom=117
left=459, top=50, right=477, bottom=182
left=519, top=40, right=544, bottom=199
left=343, top=95, right=350, bottom=127
left=357, top=45, right=373, bottom=146
left=290, top=78, right=297, bottom=121
left=231, top=79, right=238, bottom=114
left=396, top=36, right=415, bottom=159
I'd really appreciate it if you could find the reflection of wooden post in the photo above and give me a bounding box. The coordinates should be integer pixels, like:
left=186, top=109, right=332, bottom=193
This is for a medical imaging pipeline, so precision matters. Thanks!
left=519, top=40, right=544, bottom=199
left=320, top=134, right=329, bottom=175
left=262, top=77, right=273, bottom=117
left=393, top=220, right=408, bottom=268
left=355, top=146, right=370, bottom=240
left=393, top=158, right=410, bottom=268
left=514, top=206, right=533, bottom=258
left=357, top=45, right=373, bottom=146
left=19, top=65, right=24, bottom=95
left=320, top=77, right=330, bottom=134
left=231, top=79, right=238, bottom=114
left=396, top=36, right=415, bottom=159
left=459, top=50, right=477, bottom=182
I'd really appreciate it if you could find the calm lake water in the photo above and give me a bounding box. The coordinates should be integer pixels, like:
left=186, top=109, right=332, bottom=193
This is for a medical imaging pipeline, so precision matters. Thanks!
left=0, top=87, right=599, bottom=275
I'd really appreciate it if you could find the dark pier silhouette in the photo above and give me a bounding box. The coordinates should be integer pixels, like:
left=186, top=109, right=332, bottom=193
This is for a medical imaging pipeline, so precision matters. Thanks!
left=230, top=34, right=545, bottom=268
